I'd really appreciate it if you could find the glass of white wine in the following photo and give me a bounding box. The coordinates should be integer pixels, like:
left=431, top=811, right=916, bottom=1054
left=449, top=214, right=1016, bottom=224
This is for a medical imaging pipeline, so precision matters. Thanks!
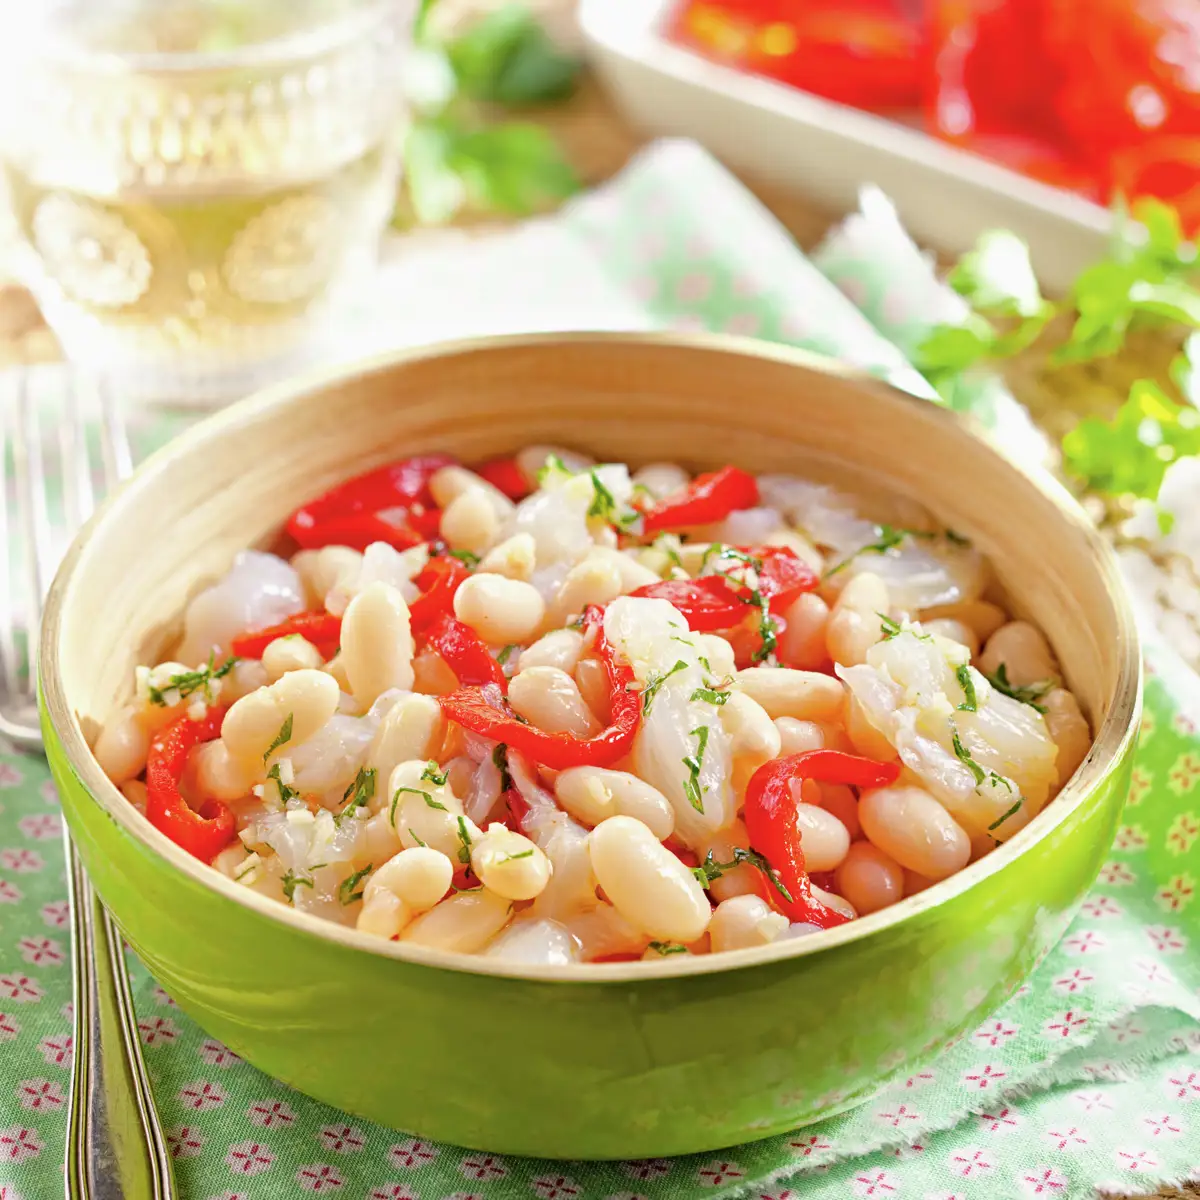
left=0, top=0, right=413, bottom=403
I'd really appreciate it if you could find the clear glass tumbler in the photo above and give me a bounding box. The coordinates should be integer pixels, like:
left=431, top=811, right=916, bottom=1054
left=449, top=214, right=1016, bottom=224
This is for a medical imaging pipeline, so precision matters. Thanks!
left=0, top=0, right=413, bottom=403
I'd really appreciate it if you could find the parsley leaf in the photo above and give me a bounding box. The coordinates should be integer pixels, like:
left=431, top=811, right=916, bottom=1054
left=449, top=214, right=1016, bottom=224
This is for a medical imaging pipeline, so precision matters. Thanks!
left=265, top=762, right=302, bottom=806
left=824, top=525, right=905, bottom=578
left=692, top=847, right=794, bottom=904
left=587, top=470, right=617, bottom=520
left=647, top=941, right=688, bottom=956
left=447, top=549, right=480, bottom=567
left=338, top=864, right=374, bottom=905
left=951, top=726, right=986, bottom=785
left=879, top=612, right=902, bottom=640
left=493, top=743, right=512, bottom=792
left=281, top=869, right=313, bottom=904
left=496, top=644, right=517, bottom=666
left=682, top=726, right=710, bottom=813
left=421, top=762, right=449, bottom=787
left=337, top=767, right=376, bottom=824
left=642, top=660, right=687, bottom=715
left=263, top=713, right=293, bottom=764
left=956, top=664, right=979, bottom=713
left=988, top=799, right=1024, bottom=832
left=456, top=816, right=474, bottom=865
left=500, top=849, right=534, bottom=862
left=690, top=685, right=731, bottom=706
left=986, top=663, right=1052, bottom=713
left=147, top=653, right=239, bottom=706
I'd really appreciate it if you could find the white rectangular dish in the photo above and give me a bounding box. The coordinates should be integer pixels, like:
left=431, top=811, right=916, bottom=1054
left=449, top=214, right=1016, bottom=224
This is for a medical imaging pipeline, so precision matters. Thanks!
left=579, top=0, right=1111, bottom=292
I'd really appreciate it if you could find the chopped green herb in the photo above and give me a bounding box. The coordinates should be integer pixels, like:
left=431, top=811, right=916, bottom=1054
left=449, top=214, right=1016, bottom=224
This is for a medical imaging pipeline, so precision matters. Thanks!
left=985, top=663, right=1052, bottom=713
left=421, top=762, right=450, bottom=787
left=265, top=763, right=301, bottom=806
left=945, top=529, right=971, bottom=546
left=642, top=660, right=688, bottom=715
left=692, top=847, right=794, bottom=904
left=655, top=535, right=685, bottom=572
left=447, top=548, right=481, bottom=566
left=714, top=546, right=765, bottom=575
left=500, top=849, right=534, bottom=862
left=990, top=772, right=1014, bottom=792
left=690, top=685, right=731, bottom=706
left=389, top=786, right=441, bottom=827
left=879, top=613, right=902, bottom=640
left=409, top=829, right=427, bottom=847
left=587, top=469, right=617, bottom=520
left=951, top=726, right=986, bottom=785
left=682, top=725, right=710, bottom=813
left=338, top=864, right=374, bottom=905
left=647, top=941, right=688, bottom=955
left=281, top=869, right=313, bottom=904
left=750, top=592, right=778, bottom=665
left=988, top=799, right=1024, bottom=831
left=956, top=665, right=979, bottom=713
left=536, top=453, right=569, bottom=485
left=233, top=860, right=258, bottom=883
left=337, top=767, right=377, bottom=824
left=419, top=792, right=448, bottom=811
left=567, top=614, right=586, bottom=631
left=147, top=652, right=239, bottom=706
left=824, top=525, right=905, bottom=578
left=456, top=816, right=474, bottom=865
left=263, top=713, right=294, bottom=763
left=493, top=743, right=512, bottom=792
left=698, top=655, right=712, bottom=673
left=496, top=644, right=517, bottom=666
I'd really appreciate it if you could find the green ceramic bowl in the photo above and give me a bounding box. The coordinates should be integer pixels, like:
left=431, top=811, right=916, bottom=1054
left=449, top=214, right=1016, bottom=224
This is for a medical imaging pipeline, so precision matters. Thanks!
left=40, top=333, right=1140, bottom=1160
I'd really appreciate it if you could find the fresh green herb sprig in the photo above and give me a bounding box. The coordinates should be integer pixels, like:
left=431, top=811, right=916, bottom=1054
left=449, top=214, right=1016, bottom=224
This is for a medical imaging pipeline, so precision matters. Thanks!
left=986, top=663, right=1052, bottom=714
left=337, top=767, right=377, bottom=825
left=642, top=660, right=687, bottom=715
left=339, top=865, right=374, bottom=905
left=692, top=847, right=794, bottom=904
left=682, top=726, right=710, bottom=813
left=263, top=714, right=293, bottom=764
left=647, top=941, right=688, bottom=956
left=147, top=653, right=238, bottom=706
left=399, top=4, right=581, bottom=228
left=824, top=526, right=905, bottom=578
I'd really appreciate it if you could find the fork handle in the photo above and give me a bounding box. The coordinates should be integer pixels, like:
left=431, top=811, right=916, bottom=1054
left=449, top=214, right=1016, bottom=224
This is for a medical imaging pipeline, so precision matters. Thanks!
left=64, top=831, right=177, bottom=1200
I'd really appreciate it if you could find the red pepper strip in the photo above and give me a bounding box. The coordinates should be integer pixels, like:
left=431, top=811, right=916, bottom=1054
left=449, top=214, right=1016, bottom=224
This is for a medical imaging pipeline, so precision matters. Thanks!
left=408, top=556, right=471, bottom=633
left=744, top=751, right=901, bottom=928
left=629, top=576, right=747, bottom=631
left=750, top=545, right=820, bottom=613
left=230, top=611, right=343, bottom=660
left=640, top=465, right=759, bottom=533
left=503, top=786, right=530, bottom=832
left=474, top=455, right=533, bottom=501
left=439, top=607, right=640, bottom=770
left=425, top=614, right=507, bottom=691
left=144, top=709, right=236, bottom=863
left=286, top=454, right=455, bottom=551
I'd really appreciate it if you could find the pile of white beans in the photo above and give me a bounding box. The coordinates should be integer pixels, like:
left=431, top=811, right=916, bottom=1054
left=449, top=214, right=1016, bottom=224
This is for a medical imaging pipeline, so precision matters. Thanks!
left=95, top=446, right=1093, bottom=966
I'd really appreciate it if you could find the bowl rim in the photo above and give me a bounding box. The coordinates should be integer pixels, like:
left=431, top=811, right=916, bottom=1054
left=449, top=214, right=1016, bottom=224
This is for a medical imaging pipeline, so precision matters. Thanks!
left=40, top=330, right=1143, bottom=983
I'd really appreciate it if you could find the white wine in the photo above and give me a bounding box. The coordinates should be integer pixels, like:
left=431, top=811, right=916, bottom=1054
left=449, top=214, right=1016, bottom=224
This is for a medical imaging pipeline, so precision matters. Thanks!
left=0, top=0, right=410, bottom=401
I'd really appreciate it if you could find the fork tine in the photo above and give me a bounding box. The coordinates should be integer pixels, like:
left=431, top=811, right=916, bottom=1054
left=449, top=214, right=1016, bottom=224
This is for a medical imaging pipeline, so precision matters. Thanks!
left=59, top=370, right=95, bottom=530
left=97, top=376, right=133, bottom=492
left=14, top=370, right=56, bottom=634
left=0, top=380, right=20, bottom=698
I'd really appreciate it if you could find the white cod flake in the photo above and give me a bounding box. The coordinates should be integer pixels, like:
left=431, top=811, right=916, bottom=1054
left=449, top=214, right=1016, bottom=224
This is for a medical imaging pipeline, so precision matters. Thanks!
left=836, top=536, right=986, bottom=612
left=755, top=476, right=878, bottom=555
left=288, top=690, right=403, bottom=801
left=836, top=626, right=1056, bottom=837
left=605, top=596, right=735, bottom=848
left=177, top=550, right=304, bottom=664
left=326, top=541, right=425, bottom=616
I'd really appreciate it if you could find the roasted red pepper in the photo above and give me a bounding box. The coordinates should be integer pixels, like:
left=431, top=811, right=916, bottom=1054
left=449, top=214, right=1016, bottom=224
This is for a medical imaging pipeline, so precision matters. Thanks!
left=752, top=545, right=820, bottom=612
left=639, top=466, right=759, bottom=533
left=425, top=614, right=507, bottom=690
left=408, top=555, right=472, bottom=632
left=474, top=455, right=533, bottom=501
left=286, top=454, right=454, bottom=552
left=144, top=709, right=236, bottom=863
left=230, top=611, right=342, bottom=660
left=744, top=750, right=901, bottom=928
left=439, top=606, right=640, bottom=770
left=630, top=576, right=748, bottom=631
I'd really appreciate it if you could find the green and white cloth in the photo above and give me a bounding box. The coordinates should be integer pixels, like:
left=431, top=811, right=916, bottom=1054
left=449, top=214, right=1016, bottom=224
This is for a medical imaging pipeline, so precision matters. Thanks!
left=2, top=140, right=1199, bottom=1200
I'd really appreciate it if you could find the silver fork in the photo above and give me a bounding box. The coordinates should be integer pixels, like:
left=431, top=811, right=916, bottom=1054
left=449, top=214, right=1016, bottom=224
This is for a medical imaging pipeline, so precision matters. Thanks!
left=0, top=370, right=176, bottom=1200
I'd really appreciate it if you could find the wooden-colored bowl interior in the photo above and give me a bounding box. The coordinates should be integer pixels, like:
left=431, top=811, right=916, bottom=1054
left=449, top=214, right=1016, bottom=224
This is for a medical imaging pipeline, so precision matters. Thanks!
left=56, top=335, right=1131, bottom=752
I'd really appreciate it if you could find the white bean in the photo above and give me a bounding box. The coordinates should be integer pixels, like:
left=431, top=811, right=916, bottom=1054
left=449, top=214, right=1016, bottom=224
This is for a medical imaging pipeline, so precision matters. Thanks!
left=367, top=693, right=446, bottom=801
left=323, top=653, right=352, bottom=693
left=922, top=618, right=979, bottom=659
left=223, top=658, right=271, bottom=703
left=844, top=693, right=897, bottom=762
left=827, top=572, right=889, bottom=667
left=696, top=634, right=737, bottom=679
left=795, top=803, right=851, bottom=872
left=555, top=767, right=675, bottom=839
left=858, top=784, right=971, bottom=880
left=574, top=656, right=612, bottom=726
left=120, top=779, right=148, bottom=815
left=400, top=888, right=513, bottom=952
left=978, top=621, right=1059, bottom=688
left=453, top=573, right=546, bottom=646
left=429, top=465, right=515, bottom=519
left=516, top=444, right=594, bottom=480
left=774, top=717, right=824, bottom=755
left=589, top=816, right=711, bottom=943
left=920, top=599, right=1006, bottom=644
left=1043, top=687, right=1090, bottom=788
left=222, top=669, right=340, bottom=769
left=412, top=648, right=459, bottom=696
left=340, top=582, right=415, bottom=706
left=357, top=891, right=412, bottom=940
left=477, top=533, right=537, bottom=582
left=778, top=592, right=830, bottom=672
left=94, top=706, right=149, bottom=784
left=762, top=528, right=824, bottom=574
left=362, top=810, right=403, bottom=864
left=519, top=629, right=585, bottom=674
left=585, top=547, right=661, bottom=592
left=388, top=759, right=481, bottom=859
left=544, top=557, right=624, bottom=629
left=834, top=841, right=904, bottom=915
left=696, top=820, right=757, bottom=902
left=722, top=691, right=782, bottom=762
left=366, top=846, right=453, bottom=911
left=735, top=667, right=845, bottom=721
left=470, top=824, right=552, bottom=900
left=509, top=667, right=600, bottom=738
left=293, top=546, right=362, bottom=610
left=812, top=884, right=856, bottom=921
left=192, top=740, right=256, bottom=801
left=708, top=895, right=789, bottom=953
left=632, top=462, right=689, bottom=500
left=261, top=635, right=323, bottom=682
left=440, top=489, right=500, bottom=556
